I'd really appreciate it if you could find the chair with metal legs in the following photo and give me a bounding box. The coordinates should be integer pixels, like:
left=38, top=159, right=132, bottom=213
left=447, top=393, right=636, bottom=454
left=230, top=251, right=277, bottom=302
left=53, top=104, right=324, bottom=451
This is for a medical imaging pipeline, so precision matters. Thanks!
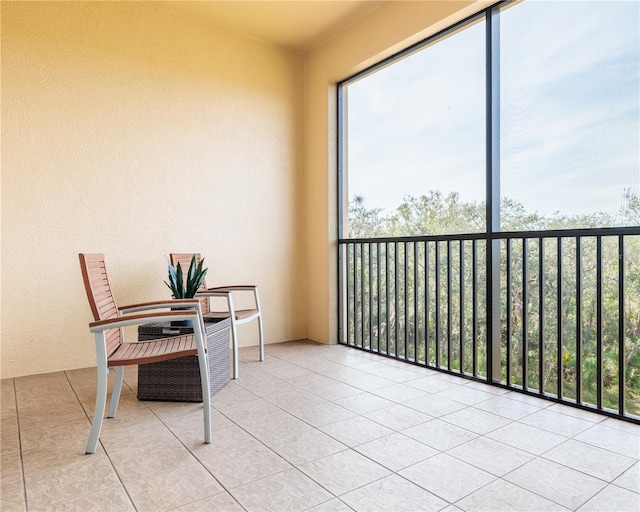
left=79, top=253, right=211, bottom=454
left=170, top=253, right=264, bottom=379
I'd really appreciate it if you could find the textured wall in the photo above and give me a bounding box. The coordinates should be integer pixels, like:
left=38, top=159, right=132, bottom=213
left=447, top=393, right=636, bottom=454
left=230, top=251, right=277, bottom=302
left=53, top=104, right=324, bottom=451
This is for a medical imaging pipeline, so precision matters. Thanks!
left=1, top=2, right=305, bottom=378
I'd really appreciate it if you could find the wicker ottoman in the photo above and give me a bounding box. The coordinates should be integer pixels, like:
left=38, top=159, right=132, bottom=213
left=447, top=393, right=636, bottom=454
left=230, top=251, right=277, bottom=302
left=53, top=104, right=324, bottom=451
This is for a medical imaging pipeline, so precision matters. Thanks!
left=136, top=318, right=231, bottom=402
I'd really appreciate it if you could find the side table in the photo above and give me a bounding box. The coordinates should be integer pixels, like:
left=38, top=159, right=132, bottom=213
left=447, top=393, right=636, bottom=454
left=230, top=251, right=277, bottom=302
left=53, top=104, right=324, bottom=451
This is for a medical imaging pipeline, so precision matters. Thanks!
left=136, top=317, right=231, bottom=402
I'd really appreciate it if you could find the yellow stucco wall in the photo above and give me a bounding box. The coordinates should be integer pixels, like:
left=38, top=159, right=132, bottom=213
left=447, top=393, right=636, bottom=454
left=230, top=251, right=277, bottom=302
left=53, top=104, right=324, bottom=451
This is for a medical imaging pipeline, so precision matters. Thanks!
left=1, top=0, right=491, bottom=379
left=303, top=0, right=492, bottom=344
left=1, top=2, right=305, bottom=378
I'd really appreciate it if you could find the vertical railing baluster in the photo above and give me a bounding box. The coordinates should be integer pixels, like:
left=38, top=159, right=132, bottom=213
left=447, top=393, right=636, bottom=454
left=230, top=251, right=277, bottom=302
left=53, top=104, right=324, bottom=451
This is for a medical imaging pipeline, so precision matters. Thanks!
left=472, top=239, right=478, bottom=377
left=596, top=236, right=603, bottom=409
left=404, top=241, right=409, bottom=360
left=460, top=240, right=465, bottom=374
left=447, top=241, right=453, bottom=371
left=619, top=235, right=625, bottom=415
left=386, top=242, right=391, bottom=355
left=557, top=237, right=563, bottom=400
left=353, top=243, right=358, bottom=346
left=376, top=242, right=381, bottom=354
left=435, top=241, right=441, bottom=368
left=353, top=243, right=359, bottom=347
left=426, top=241, right=430, bottom=365
left=368, top=242, right=373, bottom=350
left=395, top=242, right=399, bottom=358
left=414, top=241, right=419, bottom=363
left=345, top=243, right=351, bottom=344
left=539, top=237, right=545, bottom=394
left=360, top=242, right=365, bottom=348
left=523, top=238, right=529, bottom=390
left=506, top=239, right=512, bottom=385
left=576, top=236, right=583, bottom=405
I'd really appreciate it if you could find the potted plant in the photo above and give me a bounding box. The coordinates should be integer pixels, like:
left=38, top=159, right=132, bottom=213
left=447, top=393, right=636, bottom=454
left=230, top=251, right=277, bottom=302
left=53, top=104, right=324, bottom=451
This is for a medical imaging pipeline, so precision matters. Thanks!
left=164, top=254, right=208, bottom=326
left=137, top=255, right=231, bottom=402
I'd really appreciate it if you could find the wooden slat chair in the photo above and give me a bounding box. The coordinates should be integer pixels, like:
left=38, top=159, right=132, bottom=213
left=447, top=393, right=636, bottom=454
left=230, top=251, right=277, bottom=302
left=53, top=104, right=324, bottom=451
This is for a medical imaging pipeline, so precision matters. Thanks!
left=170, top=253, right=264, bottom=379
left=79, top=253, right=212, bottom=454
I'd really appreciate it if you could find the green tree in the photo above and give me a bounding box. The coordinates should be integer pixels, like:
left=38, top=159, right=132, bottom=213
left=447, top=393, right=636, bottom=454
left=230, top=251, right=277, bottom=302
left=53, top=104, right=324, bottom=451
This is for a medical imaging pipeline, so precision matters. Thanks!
left=345, top=191, right=640, bottom=415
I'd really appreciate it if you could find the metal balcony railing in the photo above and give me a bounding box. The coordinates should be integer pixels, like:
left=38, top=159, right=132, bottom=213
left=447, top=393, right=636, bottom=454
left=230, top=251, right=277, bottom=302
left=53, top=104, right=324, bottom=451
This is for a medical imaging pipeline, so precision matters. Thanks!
left=338, top=228, right=640, bottom=423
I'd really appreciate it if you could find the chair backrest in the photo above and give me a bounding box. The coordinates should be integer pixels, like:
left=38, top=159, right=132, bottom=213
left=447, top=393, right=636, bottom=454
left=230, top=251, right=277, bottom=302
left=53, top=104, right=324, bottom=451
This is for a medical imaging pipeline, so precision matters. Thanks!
left=169, top=253, right=210, bottom=314
left=79, top=253, right=122, bottom=356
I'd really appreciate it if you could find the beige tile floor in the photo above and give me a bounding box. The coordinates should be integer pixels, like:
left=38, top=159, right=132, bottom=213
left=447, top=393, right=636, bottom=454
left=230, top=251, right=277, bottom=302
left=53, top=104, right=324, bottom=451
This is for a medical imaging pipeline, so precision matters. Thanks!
left=2, top=340, right=639, bottom=512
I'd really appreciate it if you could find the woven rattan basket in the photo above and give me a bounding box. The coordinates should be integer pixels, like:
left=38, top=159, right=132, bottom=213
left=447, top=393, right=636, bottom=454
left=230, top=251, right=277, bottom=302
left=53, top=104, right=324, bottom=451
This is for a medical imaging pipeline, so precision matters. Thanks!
left=136, top=318, right=231, bottom=402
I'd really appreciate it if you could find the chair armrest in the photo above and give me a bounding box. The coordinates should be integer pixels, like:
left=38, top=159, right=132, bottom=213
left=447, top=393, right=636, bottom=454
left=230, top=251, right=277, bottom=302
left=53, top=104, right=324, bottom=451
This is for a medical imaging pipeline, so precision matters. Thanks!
left=206, top=285, right=257, bottom=292
left=118, top=299, right=202, bottom=314
left=203, top=286, right=261, bottom=315
left=195, top=290, right=231, bottom=298
left=89, top=310, right=199, bottom=333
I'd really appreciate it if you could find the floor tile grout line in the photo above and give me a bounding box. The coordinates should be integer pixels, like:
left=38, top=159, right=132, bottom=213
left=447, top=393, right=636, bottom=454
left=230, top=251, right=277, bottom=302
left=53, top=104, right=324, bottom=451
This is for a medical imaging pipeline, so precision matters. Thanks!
left=9, top=342, right=639, bottom=512
left=536, top=435, right=638, bottom=483
left=300, top=496, right=353, bottom=512
left=269, top=347, right=638, bottom=510
left=237, top=357, right=446, bottom=501
left=442, top=434, right=533, bottom=478
left=205, top=379, right=353, bottom=509
left=224, top=466, right=323, bottom=510
left=258, top=350, right=629, bottom=476
left=169, top=436, right=250, bottom=511
left=66, top=368, right=156, bottom=512
left=256, top=344, right=639, bottom=485
left=138, top=389, right=252, bottom=511
left=9, top=377, right=30, bottom=512
left=452, top=474, right=568, bottom=511
left=150, top=383, right=302, bottom=511
left=134, top=391, right=265, bottom=510
left=492, top=447, right=634, bottom=510
left=504, top=458, right=610, bottom=511
left=609, top=475, right=640, bottom=494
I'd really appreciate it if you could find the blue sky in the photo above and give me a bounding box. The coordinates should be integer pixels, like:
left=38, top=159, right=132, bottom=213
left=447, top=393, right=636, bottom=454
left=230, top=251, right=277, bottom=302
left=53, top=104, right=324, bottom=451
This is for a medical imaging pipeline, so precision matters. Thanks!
left=346, top=0, right=639, bottom=225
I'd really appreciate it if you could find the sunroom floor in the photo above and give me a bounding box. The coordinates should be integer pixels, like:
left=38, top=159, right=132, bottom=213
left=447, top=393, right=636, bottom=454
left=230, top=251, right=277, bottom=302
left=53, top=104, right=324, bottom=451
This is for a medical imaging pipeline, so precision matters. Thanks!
left=2, top=340, right=639, bottom=511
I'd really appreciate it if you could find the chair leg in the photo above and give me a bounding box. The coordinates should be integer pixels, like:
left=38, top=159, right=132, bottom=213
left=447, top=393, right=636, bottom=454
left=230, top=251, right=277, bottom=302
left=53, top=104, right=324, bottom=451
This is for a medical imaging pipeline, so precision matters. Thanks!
left=230, top=318, right=240, bottom=379
left=253, top=288, right=265, bottom=362
left=197, top=348, right=212, bottom=444
left=86, top=363, right=108, bottom=454
left=107, top=366, right=124, bottom=418
left=258, top=314, right=264, bottom=362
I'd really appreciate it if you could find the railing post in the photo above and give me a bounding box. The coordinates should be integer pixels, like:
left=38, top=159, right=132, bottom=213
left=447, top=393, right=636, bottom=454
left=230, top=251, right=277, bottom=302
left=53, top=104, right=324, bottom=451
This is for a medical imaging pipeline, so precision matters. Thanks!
left=618, top=235, right=626, bottom=416
left=337, top=84, right=346, bottom=345
left=339, top=243, right=347, bottom=344
left=506, top=239, right=512, bottom=385
left=447, top=240, right=453, bottom=371
left=557, top=237, right=564, bottom=400
left=460, top=241, right=465, bottom=374
left=596, top=236, right=603, bottom=409
left=523, top=238, right=529, bottom=390
left=576, top=236, right=583, bottom=405
left=486, top=7, right=502, bottom=383
left=426, top=241, right=431, bottom=365
left=539, top=237, right=545, bottom=394
left=376, top=242, right=382, bottom=353
left=472, top=240, right=478, bottom=377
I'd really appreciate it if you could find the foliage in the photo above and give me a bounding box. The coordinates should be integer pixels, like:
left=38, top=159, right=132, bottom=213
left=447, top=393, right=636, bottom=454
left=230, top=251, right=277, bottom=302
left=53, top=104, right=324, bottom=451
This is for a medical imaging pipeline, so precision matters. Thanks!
left=348, top=196, right=386, bottom=238
left=345, top=191, right=640, bottom=415
left=164, top=255, right=208, bottom=299
left=347, top=191, right=627, bottom=237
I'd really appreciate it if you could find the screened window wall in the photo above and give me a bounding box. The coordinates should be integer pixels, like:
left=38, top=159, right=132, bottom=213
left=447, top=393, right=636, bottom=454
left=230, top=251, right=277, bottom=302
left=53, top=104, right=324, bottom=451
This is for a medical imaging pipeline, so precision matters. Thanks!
left=338, top=0, right=640, bottom=422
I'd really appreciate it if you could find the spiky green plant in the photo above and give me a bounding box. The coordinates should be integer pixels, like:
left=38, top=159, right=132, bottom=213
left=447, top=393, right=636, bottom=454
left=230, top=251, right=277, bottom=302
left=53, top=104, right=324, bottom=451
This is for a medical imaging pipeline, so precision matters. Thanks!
left=164, top=255, right=208, bottom=298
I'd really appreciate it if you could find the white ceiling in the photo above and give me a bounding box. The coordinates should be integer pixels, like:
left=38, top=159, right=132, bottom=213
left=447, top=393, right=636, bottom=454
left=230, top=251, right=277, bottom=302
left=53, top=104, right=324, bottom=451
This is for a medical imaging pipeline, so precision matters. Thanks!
left=148, top=1, right=388, bottom=53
